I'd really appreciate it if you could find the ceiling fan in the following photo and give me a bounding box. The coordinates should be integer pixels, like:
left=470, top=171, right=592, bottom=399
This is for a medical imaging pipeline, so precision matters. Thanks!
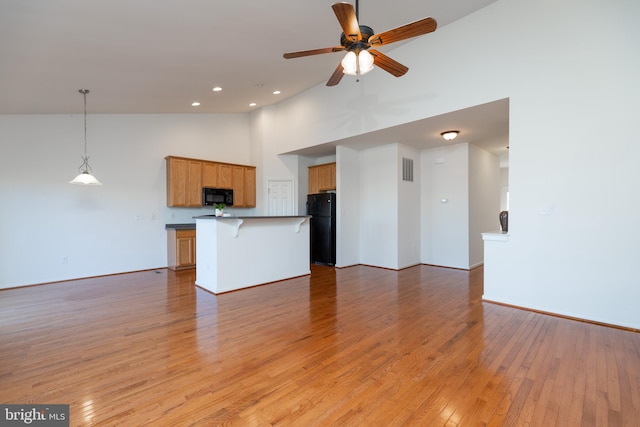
left=283, top=1, right=437, bottom=86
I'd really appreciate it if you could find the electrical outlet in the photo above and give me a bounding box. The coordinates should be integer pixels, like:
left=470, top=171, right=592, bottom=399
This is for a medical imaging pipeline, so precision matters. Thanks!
left=135, top=213, right=144, bottom=221
left=150, top=213, right=157, bottom=221
left=62, top=256, right=69, bottom=264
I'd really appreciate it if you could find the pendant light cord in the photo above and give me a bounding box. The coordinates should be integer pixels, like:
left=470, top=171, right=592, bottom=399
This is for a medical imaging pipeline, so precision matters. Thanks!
left=77, top=89, right=91, bottom=172
left=83, top=90, right=87, bottom=158
left=80, top=89, right=89, bottom=159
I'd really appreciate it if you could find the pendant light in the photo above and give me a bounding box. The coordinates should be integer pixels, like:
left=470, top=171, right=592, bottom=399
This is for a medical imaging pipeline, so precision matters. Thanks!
left=70, top=89, right=102, bottom=185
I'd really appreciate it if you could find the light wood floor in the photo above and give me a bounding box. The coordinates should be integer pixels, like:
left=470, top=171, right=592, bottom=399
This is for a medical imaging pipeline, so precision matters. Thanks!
left=1, top=265, right=639, bottom=426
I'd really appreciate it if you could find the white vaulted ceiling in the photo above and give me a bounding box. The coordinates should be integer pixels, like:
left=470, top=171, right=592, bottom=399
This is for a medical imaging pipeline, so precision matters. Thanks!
left=1, top=0, right=508, bottom=158
left=0, top=0, right=499, bottom=115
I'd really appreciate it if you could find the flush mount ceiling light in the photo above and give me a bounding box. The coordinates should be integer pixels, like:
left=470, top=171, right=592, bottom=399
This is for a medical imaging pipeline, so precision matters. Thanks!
left=69, top=89, right=102, bottom=185
left=440, top=130, right=459, bottom=141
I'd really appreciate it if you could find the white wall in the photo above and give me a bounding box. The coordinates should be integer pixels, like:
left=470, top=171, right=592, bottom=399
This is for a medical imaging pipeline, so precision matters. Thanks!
left=256, top=0, right=640, bottom=328
left=419, top=142, right=500, bottom=270
left=499, top=167, right=509, bottom=212
left=359, top=144, right=398, bottom=269
left=0, top=113, right=252, bottom=288
left=397, top=145, right=421, bottom=269
left=336, top=145, right=360, bottom=268
left=468, top=143, right=501, bottom=267
left=250, top=106, right=293, bottom=215
left=480, top=0, right=640, bottom=329
left=354, top=143, right=421, bottom=270
left=420, top=143, right=470, bottom=269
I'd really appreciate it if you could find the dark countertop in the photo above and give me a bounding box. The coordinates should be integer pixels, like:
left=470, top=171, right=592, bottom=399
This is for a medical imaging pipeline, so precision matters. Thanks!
left=165, top=223, right=196, bottom=230
left=167, top=216, right=309, bottom=229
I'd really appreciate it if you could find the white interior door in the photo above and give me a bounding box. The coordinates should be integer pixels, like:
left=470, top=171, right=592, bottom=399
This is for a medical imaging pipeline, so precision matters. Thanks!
left=267, top=179, right=294, bottom=216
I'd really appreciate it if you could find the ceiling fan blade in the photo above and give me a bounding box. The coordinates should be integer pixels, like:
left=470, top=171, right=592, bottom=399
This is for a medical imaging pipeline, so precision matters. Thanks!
left=283, top=46, right=345, bottom=59
left=332, top=2, right=361, bottom=43
left=370, top=50, right=408, bottom=77
left=326, top=63, right=345, bottom=86
left=368, top=17, right=437, bottom=46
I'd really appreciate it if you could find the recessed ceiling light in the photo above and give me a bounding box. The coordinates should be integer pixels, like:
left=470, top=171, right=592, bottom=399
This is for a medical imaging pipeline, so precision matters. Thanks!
left=212, top=87, right=222, bottom=92
left=249, top=103, right=257, bottom=107
left=273, top=90, right=281, bottom=95
left=191, top=102, right=201, bottom=107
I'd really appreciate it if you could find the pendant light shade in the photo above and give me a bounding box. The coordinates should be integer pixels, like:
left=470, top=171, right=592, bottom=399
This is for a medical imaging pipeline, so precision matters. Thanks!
left=341, top=50, right=375, bottom=76
left=70, top=89, right=102, bottom=185
left=69, top=170, right=102, bottom=185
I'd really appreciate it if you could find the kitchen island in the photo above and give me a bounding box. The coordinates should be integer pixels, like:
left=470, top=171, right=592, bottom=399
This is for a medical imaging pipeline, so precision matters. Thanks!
left=194, top=215, right=311, bottom=294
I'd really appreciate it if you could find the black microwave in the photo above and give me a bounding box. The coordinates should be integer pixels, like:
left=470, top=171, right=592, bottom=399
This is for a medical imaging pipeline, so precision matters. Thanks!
left=202, top=188, right=233, bottom=207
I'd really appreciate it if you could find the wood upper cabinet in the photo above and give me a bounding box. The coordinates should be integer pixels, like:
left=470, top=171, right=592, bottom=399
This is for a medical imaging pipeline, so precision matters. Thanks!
left=166, top=156, right=256, bottom=208
left=166, top=157, right=188, bottom=206
left=329, top=163, right=336, bottom=190
left=166, top=156, right=202, bottom=207
left=308, top=162, right=336, bottom=194
left=187, top=161, right=203, bottom=206
left=202, top=162, right=219, bottom=188
left=308, top=167, right=319, bottom=195
left=218, top=164, right=233, bottom=189
left=230, top=165, right=256, bottom=208
left=232, top=166, right=245, bottom=207
left=244, top=167, right=256, bottom=207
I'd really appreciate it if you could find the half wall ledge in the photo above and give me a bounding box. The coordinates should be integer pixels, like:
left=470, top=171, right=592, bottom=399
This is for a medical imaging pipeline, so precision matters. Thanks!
left=482, top=231, right=510, bottom=242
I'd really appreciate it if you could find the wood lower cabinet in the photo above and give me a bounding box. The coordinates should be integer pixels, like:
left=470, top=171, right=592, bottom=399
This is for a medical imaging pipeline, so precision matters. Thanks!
left=166, top=156, right=256, bottom=208
left=167, top=228, right=196, bottom=270
left=309, top=162, right=336, bottom=194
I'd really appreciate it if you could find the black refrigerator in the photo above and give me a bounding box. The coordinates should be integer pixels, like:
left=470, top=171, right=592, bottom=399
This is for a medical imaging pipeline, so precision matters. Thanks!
left=307, top=193, right=336, bottom=266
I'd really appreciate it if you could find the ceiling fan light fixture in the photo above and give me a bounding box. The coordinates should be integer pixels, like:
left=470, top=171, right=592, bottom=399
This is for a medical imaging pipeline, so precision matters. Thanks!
left=441, top=130, right=459, bottom=141
left=358, top=50, right=374, bottom=73
left=341, top=51, right=357, bottom=75
left=341, top=50, right=374, bottom=76
left=283, top=2, right=437, bottom=86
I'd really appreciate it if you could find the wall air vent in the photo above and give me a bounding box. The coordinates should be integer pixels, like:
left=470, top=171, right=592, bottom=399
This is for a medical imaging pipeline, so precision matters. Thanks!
left=402, top=157, right=414, bottom=182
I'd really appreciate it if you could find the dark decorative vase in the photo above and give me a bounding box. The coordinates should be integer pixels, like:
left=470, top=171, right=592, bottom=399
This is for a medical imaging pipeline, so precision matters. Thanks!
left=499, top=211, right=509, bottom=233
